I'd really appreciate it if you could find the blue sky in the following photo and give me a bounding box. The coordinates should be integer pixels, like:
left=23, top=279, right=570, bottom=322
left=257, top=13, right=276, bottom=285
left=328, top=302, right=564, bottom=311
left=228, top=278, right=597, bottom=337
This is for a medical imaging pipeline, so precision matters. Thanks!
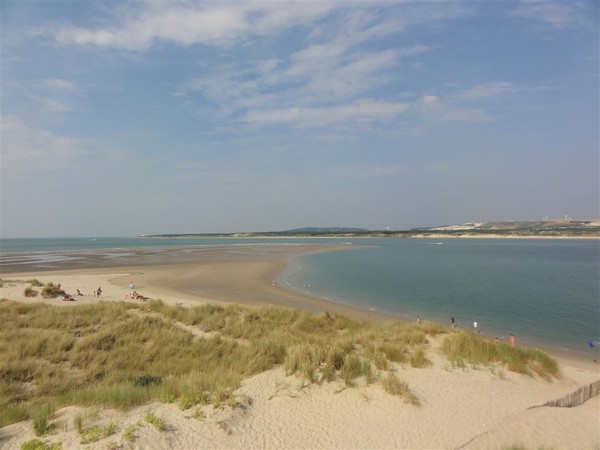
left=1, top=1, right=598, bottom=238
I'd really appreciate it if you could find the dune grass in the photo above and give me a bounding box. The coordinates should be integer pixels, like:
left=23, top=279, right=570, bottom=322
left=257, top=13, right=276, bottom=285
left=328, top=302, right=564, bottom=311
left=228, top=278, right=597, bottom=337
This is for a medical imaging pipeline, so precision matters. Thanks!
left=0, top=298, right=559, bottom=429
left=381, top=373, right=420, bottom=406
left=441, top=330, right=560, bottom=379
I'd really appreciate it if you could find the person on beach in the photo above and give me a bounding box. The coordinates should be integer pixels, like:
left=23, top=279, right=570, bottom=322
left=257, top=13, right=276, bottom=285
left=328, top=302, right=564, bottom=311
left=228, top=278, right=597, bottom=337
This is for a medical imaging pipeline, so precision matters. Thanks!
left=416, top=316, right=421, bottom=325
left=96, top=287, right=102, bottom=297
left=473, top=321, right=478, bottom=333
left=509, top=334, right=515, bottom=346
left=451, top=317, right=455, bottom=328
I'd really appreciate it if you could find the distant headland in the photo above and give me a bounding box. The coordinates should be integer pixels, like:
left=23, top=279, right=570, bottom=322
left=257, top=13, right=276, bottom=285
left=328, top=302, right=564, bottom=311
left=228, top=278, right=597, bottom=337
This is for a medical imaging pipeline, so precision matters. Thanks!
left=142, top=220, right=600, bottom=239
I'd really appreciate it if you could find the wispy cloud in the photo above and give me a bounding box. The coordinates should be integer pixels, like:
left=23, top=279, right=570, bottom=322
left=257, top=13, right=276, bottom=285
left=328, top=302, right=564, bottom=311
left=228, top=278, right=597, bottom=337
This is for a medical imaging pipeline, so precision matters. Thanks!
left=41, top=78, right=79, bottom=92
left=29, top=95, right=73, bottom=113
left=452, top=82, right=518, bottom=102
left=242, top=99, right=409, bottom=127
left=1, top=115, right=90, bottom=169
left=510, top=1, right=594, bottom=29
left=52, top=2, right=337, bottom=50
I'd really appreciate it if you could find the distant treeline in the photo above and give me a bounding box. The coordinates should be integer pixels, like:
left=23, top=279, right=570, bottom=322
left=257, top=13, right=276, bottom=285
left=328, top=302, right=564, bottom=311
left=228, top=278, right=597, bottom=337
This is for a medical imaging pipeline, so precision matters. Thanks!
left=142, top=221, right=600, bottom=239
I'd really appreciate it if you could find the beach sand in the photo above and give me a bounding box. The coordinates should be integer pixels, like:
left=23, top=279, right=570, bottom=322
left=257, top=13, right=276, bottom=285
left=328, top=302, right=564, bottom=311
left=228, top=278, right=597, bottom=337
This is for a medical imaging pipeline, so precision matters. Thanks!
left=1, top=245, right=598, bottom=449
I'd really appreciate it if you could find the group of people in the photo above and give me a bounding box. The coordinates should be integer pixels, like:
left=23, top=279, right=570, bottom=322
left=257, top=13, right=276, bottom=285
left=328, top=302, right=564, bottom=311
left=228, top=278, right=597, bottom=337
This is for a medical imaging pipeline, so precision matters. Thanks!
left=127, top=290, right=148, bottom=301
left=415, top=315, right=516, bottom=346
left=53, top=281, right=151, bottom=301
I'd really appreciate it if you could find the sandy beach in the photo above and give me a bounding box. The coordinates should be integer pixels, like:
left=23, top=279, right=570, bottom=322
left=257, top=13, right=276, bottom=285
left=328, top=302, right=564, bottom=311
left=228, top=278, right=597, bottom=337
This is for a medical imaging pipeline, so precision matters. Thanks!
left=1, top=245, right=598, bottom=449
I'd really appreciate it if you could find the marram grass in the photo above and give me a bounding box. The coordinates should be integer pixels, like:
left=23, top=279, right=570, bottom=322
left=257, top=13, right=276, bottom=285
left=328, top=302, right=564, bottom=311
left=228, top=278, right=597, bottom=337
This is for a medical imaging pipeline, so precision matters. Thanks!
left=441, top=330, right=560, bottom=379
left=0, top=298, right=559, bottom=429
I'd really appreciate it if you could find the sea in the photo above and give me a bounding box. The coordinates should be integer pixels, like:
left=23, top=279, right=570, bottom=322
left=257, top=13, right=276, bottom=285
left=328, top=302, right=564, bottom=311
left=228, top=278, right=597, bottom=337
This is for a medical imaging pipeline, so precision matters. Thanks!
left=1, top=237, right=598, bottom=356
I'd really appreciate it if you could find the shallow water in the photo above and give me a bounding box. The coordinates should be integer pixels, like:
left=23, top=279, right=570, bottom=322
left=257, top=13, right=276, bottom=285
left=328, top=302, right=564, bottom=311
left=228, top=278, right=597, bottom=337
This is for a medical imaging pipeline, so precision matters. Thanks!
left=2, top=237, right=598, bottom=355
left=283, top=238, right=599, bottom=355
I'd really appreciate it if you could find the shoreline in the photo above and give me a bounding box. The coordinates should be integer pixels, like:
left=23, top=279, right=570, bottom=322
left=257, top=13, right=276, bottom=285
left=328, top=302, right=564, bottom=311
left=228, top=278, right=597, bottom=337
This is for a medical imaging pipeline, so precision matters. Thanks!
left=1, top=245, right=597, bottom=370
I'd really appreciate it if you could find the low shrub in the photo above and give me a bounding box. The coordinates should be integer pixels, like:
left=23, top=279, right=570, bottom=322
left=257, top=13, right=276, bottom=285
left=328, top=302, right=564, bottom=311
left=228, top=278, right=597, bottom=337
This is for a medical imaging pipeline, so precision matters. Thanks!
left=24, top=287, right=38, bottom=298
left=41, top=284, right=63, bottom=299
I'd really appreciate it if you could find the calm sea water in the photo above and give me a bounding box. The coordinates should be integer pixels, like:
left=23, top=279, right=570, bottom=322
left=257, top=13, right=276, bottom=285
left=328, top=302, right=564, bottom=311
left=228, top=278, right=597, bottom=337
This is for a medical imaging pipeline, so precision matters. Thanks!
left=1, top=237, right=598, bottom=355
left=282, top=238, right=599, bottom=355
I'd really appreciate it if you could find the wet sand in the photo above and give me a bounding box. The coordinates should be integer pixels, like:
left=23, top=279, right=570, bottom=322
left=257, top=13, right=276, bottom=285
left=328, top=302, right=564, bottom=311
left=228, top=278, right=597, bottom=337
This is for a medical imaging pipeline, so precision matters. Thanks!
left=0, top=244, right=394, bottom=322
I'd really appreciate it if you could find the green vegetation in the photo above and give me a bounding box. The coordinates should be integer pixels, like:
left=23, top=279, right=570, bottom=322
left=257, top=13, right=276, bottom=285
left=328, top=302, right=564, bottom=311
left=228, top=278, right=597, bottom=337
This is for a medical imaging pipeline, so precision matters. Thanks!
left=0, top=298, right=559, bottom=429
left=40, top=283, right=64, bottom=299
left=78, top=422, right=118, bottom=444
left=122, top=422, right=142, bottom=442
left=32, top=404, right=55, bottom=436
left=441, top=330, right=559, bottom=379
left=144, top=411, right=166, bottom=431
left=20, top=439, right=61, bottom=450
left=24, top=287, right=39, bottom=298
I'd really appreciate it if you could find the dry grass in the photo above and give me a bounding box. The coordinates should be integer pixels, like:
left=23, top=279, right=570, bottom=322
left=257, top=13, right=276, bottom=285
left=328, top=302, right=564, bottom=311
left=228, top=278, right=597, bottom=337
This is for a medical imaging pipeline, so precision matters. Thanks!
left=381, top=373, right=420, bottom=406
left=441, top=330, right=559, bottom=379
left=0, top=298, right=558, bottom=429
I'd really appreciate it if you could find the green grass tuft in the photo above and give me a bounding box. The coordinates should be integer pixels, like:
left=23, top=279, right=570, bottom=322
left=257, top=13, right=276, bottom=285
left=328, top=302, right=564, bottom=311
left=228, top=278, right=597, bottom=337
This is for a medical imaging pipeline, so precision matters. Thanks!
left=31, top=404, right=54, bottom=436
left=144, top=411, right=166, bottom=431
left=79, top=422, right=118, bottom=444
left=20, top=439, right=61, bottom=450
left=122, top=422, right=142, bottom=442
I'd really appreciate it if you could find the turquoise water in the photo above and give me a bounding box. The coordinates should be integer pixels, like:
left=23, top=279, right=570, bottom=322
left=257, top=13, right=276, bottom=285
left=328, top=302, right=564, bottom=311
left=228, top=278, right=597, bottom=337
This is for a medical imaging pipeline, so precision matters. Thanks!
left=283, top=238, right=599, bottom=355
left=1, top=237, right=598, bottom=355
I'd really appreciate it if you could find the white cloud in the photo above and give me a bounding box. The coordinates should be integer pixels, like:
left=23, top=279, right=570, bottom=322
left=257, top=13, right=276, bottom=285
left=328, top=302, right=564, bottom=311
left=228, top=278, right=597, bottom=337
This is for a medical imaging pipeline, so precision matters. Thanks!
left=53, top=1, right=337, bottom=50
left=510, top=1, right=593, bottom=29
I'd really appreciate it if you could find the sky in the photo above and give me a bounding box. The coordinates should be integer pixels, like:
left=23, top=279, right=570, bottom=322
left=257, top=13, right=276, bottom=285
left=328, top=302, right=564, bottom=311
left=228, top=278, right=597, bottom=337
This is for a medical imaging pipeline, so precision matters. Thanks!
left=1, top=0, right=598, bottom=238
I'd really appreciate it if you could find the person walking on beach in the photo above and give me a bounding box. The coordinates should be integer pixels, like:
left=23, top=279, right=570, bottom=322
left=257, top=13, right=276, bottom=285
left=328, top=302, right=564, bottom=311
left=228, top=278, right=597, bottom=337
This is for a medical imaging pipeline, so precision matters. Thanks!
left=416, top=316, right=422, bottom=325
left=509, top=334, right=515, bottom=346
left=450, top=317, right=455, bottom=328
